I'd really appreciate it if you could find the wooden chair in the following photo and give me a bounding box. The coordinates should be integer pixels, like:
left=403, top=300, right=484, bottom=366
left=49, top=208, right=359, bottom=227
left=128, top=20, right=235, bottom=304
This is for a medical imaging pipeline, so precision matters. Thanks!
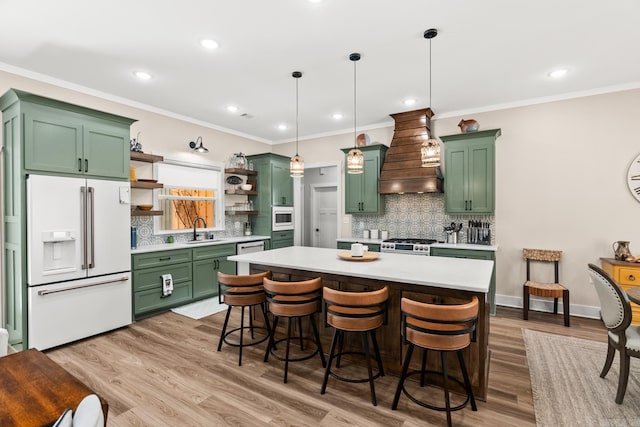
left=217, top=271, right=272, bottom=366
left=320, top=286, right=388, bottom=406
left=263, top=277, right=326, bottom=383
left=522, top=248, right=570, bottom=327
left=588, top=264, right=640, bottom=404
left=392, top=296, right=478, bottom=426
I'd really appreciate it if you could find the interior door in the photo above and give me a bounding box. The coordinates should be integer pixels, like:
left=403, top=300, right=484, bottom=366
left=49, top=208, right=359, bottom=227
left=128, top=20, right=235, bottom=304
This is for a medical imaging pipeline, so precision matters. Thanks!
left=312, top=186, right=337, bottom=248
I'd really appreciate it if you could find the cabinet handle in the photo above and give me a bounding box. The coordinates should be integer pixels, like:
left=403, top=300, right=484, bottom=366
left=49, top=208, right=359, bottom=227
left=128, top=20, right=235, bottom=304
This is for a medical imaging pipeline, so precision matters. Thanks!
left=85, top=159, right=88, bottom=173
left=629, top=275, right=636, bottom=281
left=469, top=200, right=472, bottom=210
left=282, top=196, right=286, bottom=205
left=159, top=257, right=171, bottom=261
left=465, top=200, right=468, bottom=210
left=78, top=158, right=82, bottom=172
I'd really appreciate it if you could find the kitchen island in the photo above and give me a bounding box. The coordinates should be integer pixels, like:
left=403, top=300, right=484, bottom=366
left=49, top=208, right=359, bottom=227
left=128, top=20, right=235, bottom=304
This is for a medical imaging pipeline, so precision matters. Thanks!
left=229, top=246, right=494, bottom=400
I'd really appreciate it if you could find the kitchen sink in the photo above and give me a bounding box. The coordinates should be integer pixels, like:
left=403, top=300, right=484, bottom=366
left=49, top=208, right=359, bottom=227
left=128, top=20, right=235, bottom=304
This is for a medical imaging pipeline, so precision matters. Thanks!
left=186, top=239, right=226, bottom=244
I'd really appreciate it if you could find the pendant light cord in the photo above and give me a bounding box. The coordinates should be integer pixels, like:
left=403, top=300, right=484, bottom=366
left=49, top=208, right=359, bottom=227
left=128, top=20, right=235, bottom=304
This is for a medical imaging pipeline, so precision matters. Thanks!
left=429, top=36, right=432, bottom=110
left=353, top=58, right=357, bottom=149
left=296, top=76, right=299, bottom=155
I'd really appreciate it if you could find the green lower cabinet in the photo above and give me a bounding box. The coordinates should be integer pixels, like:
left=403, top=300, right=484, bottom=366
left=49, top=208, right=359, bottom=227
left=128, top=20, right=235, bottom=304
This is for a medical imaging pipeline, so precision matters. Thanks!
left=272, top=230, right=294, bottom=249
left=192, top=243, right=236, bottom=299
left=430, top=247, right=497, bottom=316
left=132, top=243, right=237, bottom=319
left=337, top=241, right=381, bottom=252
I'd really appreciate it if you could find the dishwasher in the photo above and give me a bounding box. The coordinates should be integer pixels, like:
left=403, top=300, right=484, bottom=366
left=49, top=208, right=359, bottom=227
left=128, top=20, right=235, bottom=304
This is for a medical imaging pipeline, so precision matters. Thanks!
left=236, top=240, right=265, bottom=275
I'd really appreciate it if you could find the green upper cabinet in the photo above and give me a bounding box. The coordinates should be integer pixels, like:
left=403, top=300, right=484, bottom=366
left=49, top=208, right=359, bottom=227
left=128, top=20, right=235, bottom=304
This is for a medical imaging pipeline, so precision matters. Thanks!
left=271, top=158, right=293, bottom=206
left=441, top=129, right=500, bottom=214
left=341, top=145, right=388, bottom=214
left=2, top=89, right=135, bottom=180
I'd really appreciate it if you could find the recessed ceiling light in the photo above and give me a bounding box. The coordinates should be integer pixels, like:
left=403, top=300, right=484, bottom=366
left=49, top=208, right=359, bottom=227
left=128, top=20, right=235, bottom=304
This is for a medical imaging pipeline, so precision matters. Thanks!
left=200, top=39, right=219, bottom=50
left=548, top=69, right=568, bottom=79
left=278, top=124, right=288, bottom=130
left=403, top=98, right=417, bottom=106
left=332, top=113, right=343, bottom=120
left=134, top=71, right=151, bottom=80
left=226, top=105, right=239, bottom=112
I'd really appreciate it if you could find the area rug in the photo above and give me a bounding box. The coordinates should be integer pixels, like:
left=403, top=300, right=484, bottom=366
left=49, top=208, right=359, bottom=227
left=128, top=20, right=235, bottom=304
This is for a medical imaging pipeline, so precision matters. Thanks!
left=171, top=298, right=228, bottom=320
left=523, top=329, right=640, bottom=426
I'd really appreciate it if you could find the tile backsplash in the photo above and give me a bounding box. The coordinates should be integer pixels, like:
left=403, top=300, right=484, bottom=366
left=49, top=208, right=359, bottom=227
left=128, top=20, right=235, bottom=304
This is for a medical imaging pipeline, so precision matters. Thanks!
left=131, top=215, right=250, bottom=247
left=349, top=193, right=494, bottom=243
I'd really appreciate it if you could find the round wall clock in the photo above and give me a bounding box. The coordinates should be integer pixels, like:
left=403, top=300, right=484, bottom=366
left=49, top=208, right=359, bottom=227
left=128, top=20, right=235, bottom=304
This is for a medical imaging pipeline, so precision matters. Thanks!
left=627, top=153, right=640, bottom=202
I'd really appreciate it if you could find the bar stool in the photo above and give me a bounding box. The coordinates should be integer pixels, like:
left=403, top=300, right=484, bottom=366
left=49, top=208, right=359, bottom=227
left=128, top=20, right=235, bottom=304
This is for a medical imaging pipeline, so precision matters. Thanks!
left=217, top=271, right=272, bottom=366
left=263, top=277, right=326, bottom=383
left=320, top=286, right=388, bottom=406
left=392, top=296, right=478, bottom=427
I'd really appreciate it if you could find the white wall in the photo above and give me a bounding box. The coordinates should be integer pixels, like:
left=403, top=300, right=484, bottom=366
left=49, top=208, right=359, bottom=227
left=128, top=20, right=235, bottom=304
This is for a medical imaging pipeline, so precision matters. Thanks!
left=3, top=67, right=639, bottom=320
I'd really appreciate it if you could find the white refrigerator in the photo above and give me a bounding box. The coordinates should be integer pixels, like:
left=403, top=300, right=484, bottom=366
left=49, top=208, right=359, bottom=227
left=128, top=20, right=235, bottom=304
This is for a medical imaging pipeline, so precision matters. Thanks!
left=26, top=174, right=132, bottom=350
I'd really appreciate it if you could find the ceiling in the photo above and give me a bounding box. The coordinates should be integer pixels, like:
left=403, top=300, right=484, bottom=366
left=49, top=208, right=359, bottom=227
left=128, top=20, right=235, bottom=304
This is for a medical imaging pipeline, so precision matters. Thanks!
left=1, top=0, right=638, bottom=144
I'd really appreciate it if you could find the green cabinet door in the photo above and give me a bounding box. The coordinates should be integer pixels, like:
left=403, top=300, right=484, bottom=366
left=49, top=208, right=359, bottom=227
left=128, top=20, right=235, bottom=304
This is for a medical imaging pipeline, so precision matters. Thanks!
left=192, top=243, right=236, bottom=299
left=21, top=97, right=133, bottom=179
left=430, top=247, right=496, bottom=315
left=272, top=230, right=294, bottom=249
left=342, top=145, right=387, bottom=214
left=441, top=129, right=500, bottom=214
left=83, top=121, right=130, bottom=179
left=24, top=108, right=84, bottom=175
left=272, top=160, right=293, bottom=206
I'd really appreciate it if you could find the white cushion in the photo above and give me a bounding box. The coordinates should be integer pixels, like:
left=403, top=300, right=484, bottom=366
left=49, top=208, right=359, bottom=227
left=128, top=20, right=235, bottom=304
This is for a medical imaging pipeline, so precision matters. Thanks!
left=608, top=325, right=640, bottom=352
left=73, top=394, right=104, bottom=427
left=52, top=409, right=72, bottom=427
left=0, top=328, right=8, bottom=357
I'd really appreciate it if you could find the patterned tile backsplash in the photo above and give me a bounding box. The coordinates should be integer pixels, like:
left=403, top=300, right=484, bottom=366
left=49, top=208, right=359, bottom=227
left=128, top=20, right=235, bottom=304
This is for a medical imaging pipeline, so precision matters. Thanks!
left=132, top=194, right=494, bottom=247
left=350, top=193, right=495, bottom=243
left=131, top=215, right=251, bottom=247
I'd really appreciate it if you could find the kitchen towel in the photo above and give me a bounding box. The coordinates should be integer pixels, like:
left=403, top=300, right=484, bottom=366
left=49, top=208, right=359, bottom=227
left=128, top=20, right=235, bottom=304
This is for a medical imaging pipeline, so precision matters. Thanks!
left=161, top=274, right=173, bottom=297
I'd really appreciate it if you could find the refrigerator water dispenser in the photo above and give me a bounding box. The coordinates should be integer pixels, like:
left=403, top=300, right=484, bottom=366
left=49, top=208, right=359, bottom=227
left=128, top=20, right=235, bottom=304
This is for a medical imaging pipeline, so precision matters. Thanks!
left=41, top=231, right=77, bottom=274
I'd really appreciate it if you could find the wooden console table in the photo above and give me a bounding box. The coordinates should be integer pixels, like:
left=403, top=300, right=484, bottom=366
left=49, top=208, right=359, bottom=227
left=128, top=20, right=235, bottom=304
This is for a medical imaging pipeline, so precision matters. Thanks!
left=0, top=349, right=108, bottom=426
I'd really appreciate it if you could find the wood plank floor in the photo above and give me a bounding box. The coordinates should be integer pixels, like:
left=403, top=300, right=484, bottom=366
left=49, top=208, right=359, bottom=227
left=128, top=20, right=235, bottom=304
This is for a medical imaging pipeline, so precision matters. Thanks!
left=45, top=307, right=606, bottom=426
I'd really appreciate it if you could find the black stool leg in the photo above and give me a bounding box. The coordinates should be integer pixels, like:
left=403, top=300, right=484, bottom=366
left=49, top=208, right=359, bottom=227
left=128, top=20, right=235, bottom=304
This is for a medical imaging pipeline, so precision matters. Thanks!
left=249, top=305, right=255, bottom=339
left=218, top=306, right=232, bottom=351
left=441, top=352, right=452, bottom=427
left=523, top=285, right=529, bottom=320
left=336, top=330, right=345, bottom=368
left=284, top=317, right=293, bottom=383
left=298, top=317, right=304, bottom=350
left=265, top=315, right=280, bottom=362
left=321, top=328, right=339, bottom=395
left=310, top=313, right=326, bottom=367
left=553, top=297, right=559, bottom=314
left=362, top=332, right=377, bottom=406
left=261, top=302, right=272, bottom=342
left=370, top=330, right=384, bottom=377
left=238, top=306, right=245, bottom=366
left=457, top=350, right=477, bottom=411
left=392, top=343, right=414, bottom=409
left=420, top=348, right=428, bottom=387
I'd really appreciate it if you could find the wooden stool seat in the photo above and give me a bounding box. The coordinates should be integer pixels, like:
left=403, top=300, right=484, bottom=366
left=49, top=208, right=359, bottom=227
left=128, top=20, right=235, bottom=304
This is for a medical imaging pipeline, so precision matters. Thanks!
left=522, top=248, right=570, bottom=327
left=321, top=286, right=388, bottom=406
left=217, top=271, right=272, bottom=366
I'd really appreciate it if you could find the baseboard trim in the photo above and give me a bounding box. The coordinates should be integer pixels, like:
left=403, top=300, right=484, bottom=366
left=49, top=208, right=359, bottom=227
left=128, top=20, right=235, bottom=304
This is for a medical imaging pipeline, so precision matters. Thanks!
left=495, top=294, right=600, bottom=320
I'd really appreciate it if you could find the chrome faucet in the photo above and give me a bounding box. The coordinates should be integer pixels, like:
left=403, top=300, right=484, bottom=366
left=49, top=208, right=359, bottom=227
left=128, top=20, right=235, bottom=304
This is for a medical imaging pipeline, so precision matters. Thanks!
left=193, top=217, right=207, bottom=241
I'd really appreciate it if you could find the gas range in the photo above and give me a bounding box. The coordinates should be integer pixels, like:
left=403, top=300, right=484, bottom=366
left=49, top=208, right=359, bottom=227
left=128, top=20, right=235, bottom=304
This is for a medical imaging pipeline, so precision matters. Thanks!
left=380, top=238, right=439, bottom=256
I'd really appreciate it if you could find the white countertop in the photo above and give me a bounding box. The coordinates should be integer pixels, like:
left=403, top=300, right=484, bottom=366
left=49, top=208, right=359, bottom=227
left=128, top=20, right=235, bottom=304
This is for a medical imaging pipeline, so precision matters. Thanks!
left=336, top=237, right=384, bottom=245
left=431, top=243, right=498, bottom=252
left=229, top=246, right=493, bottom=293
left=131, top=235, right=271, bottom=254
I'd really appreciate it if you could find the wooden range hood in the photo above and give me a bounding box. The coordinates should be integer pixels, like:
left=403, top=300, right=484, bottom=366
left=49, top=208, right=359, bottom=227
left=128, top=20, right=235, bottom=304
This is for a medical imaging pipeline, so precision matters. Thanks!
left=378, top=108, right=443, bottom=194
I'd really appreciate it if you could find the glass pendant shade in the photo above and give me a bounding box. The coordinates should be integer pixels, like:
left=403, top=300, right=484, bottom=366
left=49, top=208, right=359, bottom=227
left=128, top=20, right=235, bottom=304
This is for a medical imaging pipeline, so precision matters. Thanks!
left=290, top=154, right=304, bottom=177
left=421, top=136, right=440, bottom=167
left=347, top=148, right=364, bottom=174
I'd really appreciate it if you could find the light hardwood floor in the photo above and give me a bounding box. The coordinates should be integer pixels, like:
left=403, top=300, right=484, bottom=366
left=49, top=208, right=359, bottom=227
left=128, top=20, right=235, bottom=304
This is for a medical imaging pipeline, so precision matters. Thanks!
left=46, top=306, right=606, bottom=426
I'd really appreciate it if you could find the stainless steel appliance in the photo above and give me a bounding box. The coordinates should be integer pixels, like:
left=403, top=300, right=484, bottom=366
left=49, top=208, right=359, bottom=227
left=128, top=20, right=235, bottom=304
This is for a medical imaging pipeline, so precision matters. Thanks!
left=236, top=240, right=265, bottom=274
left=380, top=238, right=438, bottom=255
left=26, top=175, right=132, bottom=350
left=272, top=206, right=294, bottom=231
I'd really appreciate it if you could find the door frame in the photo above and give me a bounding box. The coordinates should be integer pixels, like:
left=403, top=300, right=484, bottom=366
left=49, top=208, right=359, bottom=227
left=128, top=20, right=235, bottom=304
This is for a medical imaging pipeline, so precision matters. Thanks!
left=293, top=161, right=342, bottom=246
left=309, top=183, right=338, bottom=248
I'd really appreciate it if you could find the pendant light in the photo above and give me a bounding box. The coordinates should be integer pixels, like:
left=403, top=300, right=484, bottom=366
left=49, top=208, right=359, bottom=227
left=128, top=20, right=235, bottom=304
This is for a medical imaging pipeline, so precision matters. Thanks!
left=290, top=71, right=304, bottom=178
left=421, top=28, right=440, bottom=168
left=346, top=53, right=364, bottom=174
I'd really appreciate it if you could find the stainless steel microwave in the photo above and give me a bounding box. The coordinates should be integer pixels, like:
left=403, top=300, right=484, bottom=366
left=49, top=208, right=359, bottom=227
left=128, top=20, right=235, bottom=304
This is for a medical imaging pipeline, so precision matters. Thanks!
left=272, top=207, right=294, bottom=231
